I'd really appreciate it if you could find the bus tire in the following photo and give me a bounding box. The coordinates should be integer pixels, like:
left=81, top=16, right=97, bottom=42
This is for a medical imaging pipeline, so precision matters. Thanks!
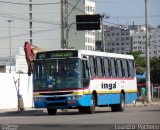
left=78, top=107, right=85, bottom=113
left=86, top=95, right=96, bottom=114
left=47, top=108, right=57, bottom=115
left=118, top=93, right=125, bottom=111
left=111, top=93, right=125, bottom=112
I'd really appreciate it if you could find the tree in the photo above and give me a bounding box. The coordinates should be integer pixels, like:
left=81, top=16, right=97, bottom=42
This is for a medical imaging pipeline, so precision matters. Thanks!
left=127, top=51, right=145, bottom=74
left=150, top=57, right=160, bottom=84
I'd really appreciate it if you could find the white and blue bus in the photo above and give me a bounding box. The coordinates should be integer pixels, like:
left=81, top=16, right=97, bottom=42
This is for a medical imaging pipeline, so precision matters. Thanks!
left=33, top=49, right=137, bottom=115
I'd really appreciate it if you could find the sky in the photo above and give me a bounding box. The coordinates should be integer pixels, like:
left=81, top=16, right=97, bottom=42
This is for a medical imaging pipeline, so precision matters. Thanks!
left=96, top=0, right=160, bottom=27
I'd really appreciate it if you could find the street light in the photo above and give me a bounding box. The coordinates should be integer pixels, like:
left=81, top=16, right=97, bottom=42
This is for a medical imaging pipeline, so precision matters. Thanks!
left=8, top=19, right=14, bottom=73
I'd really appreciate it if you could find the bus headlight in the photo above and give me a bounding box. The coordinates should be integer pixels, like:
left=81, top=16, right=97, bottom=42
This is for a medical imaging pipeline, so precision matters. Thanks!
left=34, top=97, right=45, bottom=101
left=68, top=95, right=81, bottom=100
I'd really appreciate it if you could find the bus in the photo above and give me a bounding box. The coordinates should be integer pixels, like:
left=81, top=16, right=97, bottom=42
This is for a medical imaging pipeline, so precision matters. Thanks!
left=32, top=49, right=137, bottom=115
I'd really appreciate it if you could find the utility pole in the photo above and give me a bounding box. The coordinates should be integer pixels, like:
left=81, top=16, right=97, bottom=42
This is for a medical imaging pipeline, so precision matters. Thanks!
left=29, top=0, right=32, bottom=45
left=64, top=0, right=68, bottom=48
left=61, top=0, right=66, bottom=49
left=8, top=20, right=14, bottom=73
left=101, top=14, right=105, bottom=52
left=145, top=0, right=151, bottom=103
left=101, top=14, right=109, bottom=52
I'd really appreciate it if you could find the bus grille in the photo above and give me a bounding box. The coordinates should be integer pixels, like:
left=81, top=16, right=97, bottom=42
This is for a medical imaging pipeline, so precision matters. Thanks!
left=47, top=102, right=68, bottom=107
left=46, top=97, right=67, bottom=101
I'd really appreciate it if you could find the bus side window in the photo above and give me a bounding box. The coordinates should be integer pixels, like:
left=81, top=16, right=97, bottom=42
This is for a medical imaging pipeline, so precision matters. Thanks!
left=89, top=57, right=96, bottom=77
left=104, top=58, right=110, bottom=77
left=117, top=59, right=123, bottom=78
left=122, top=59, right=129, bottom=78
left=82, top=60, right=90, bottom=87
left=110, top=58, right=117, bottom=78
left=128, top=60, right=135, bottom=77
left=96, top=57, right=103, bottom=77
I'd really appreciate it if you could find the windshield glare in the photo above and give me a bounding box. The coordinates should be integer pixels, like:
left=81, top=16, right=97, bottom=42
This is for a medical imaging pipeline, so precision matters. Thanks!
left=34, top=58, right=82, bottom=90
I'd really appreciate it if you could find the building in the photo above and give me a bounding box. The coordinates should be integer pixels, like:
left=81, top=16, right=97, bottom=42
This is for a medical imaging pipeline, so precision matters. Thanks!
left=132, top=26, right=160, bottom=57
left=67, top=0, right=96, bottom=50
left=104, top=25, right=160, bottom=57
left=0, top=47, right=27, bottom=73
left=104, top=26, right=133, bottom=54
left=0, top=0, right=61, bottom=58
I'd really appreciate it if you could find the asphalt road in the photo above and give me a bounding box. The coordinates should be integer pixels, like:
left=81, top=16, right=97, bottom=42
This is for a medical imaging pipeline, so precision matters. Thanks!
left=0, top=105, right=160, bottom=130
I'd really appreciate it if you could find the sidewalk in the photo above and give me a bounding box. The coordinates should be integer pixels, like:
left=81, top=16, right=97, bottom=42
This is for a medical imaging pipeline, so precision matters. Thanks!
left=126, top=98, right=160, bottom=107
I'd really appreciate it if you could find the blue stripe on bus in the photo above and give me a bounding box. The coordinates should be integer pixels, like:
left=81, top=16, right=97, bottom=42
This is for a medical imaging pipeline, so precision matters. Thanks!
left=125, top=93, right=138, bottom=104
left=96, top=93, right=137, bottom=105
left=34, top=100, right=46, bottom=108
left=34, top=93, right=137, bottom=108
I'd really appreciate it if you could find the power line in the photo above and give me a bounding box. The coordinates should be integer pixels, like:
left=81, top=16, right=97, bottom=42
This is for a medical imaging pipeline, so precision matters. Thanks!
left=0, top=27, right=60, bottom=39
left=110, top=15, right=160, bottom=19
left=104, top=20, right=122, bottom=26
left=67, top=1, right=86, bottom=14
left=0, top=1, right=61, bottom=5
left=67, top=0, right=81, bottom=17
left=0, top=12, right=60, bottom=25
left=96, top=0, right=131, bottom=4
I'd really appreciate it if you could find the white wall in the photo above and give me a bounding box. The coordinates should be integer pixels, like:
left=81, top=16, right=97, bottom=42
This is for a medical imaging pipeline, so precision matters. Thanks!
left=0, top=73, right=33, bottom=109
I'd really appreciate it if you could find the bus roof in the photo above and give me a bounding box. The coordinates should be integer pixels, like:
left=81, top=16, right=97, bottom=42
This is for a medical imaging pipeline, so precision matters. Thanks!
left=35, top=49, right=134, bottom=60
left=78, top=50, right=134, bottom=60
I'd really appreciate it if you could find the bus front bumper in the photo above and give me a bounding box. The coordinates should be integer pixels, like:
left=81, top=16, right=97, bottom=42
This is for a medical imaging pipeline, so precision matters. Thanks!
left=33, top=94, right=92, bottom=109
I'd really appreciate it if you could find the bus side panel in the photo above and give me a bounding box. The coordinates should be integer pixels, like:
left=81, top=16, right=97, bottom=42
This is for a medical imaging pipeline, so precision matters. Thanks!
left=111, top=93, right=121, bottom=104
left=97, top=94, right=112, bottom=105
left=125, top=93, right=137, bottom=104
left=78, top=94, right=92, bottom=106
left=97, top=93, right=120, bottom=105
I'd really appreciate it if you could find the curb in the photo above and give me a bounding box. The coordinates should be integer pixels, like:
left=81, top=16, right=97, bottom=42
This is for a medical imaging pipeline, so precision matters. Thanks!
left=126, top=102, right=160, bottom=107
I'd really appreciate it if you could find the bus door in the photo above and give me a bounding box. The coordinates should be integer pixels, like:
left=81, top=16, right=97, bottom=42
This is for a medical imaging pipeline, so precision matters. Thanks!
left=82, top=59, right=90, bottom=93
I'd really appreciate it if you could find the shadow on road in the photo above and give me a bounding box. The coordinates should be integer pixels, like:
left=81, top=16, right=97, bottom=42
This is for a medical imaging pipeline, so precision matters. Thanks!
left=0, top=109, right=112, bottom=117
left=0, top=110, right=46, bottom=117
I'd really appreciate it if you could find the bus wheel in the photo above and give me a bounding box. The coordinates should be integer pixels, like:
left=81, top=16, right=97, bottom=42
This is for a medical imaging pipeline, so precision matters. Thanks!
left=111, top=93, right=125, bottom=112
left=47, top=108, right=57, bottom=115
left=87, top=95, right=96, bottom=114
left=119, top=93, right=125, bottom=111
left=78, top=107, right=85, bottom=113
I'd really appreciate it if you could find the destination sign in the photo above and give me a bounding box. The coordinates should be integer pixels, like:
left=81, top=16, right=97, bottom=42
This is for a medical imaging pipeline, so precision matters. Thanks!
left=36, top=50, right=78, bottom=59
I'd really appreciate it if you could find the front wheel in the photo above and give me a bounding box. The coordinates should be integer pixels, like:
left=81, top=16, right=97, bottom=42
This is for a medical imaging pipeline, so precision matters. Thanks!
left=47, top=108, right=57, bottom=115
left=78, top=106, right=85, bottom=113
left=86, top=95, right=96, bottom=114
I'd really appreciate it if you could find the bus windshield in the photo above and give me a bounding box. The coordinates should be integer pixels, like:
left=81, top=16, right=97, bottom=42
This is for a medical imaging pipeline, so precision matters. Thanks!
left=33, top=58, right=82, bottom=90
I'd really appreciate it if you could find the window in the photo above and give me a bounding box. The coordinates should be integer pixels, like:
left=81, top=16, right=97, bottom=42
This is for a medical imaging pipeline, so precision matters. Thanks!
left=110, top=58, right=117, bottom=77
left=128, top=60, right=135, bottom=77
left=126, top=37, right=129, bottom=40
left=89, top=57, right=96, bottom=76
left=122, top=59, right=129, bottom=77
left=82, top=60, right=90, bottom=87
left=116, top=59, right=123, bottom=77
left=116, top=38, right=119, bottom=41
left=126, top=32, right=129, bottom=35
left=96, top=57, right=103, bottom=77
left=121, top=37, right=124, bottom=41
left=104, top=58, right=110, bottom=77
